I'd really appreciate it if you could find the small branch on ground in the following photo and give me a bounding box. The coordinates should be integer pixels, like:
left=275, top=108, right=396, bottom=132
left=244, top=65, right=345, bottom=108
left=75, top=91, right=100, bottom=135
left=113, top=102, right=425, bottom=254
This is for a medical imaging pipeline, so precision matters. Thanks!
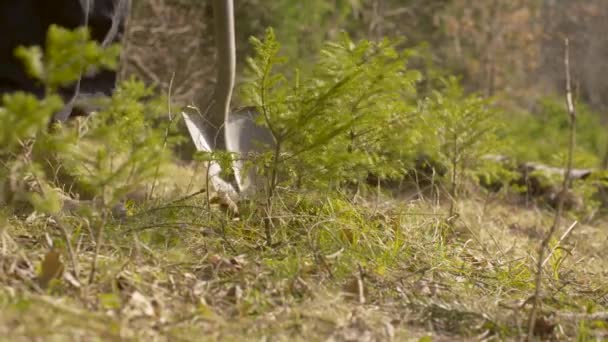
left=527, top=37, right=577, bottom=339
left=148, top=72, right=177, bottom=201
left=88, top=213, right=108, bottom=285
left=541, top=220, right=578, bottom=267
left=55, top=216, right=80, bottom=281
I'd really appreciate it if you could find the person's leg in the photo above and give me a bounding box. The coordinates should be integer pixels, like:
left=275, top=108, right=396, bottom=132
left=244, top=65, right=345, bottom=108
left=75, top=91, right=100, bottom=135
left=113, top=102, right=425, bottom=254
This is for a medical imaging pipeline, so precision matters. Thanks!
left=51, top=0, right=128, bottom=120
left=76, top=0, right=127, bottom=97
left=0, top=0, right=127, bottom=115
left=0, top=0, right=48, bottom=98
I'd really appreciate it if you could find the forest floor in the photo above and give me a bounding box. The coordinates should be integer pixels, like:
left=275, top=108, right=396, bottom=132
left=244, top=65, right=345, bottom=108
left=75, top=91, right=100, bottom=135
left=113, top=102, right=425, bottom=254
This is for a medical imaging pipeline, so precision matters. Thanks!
left=1, top=165, right=607, bottom=341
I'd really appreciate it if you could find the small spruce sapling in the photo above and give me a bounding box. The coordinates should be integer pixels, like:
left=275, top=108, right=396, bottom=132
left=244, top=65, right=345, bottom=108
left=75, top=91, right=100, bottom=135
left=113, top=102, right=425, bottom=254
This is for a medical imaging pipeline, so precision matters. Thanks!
left=241, top=28, right=421, bottom=197
left=2, top=25, right=171, bottom=215
left=418, top=77, right=500, bottom=216
left=1, top=25, right=119, bottom=213
left=241, top=28, right=421, bottom=245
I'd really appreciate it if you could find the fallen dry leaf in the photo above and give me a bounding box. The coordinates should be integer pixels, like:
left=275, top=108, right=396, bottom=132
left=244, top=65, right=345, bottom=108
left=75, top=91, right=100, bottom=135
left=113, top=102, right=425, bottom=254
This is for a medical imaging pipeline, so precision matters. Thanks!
left=217, top=191, right=239, bottom=216
left=533, top=314, right=556, bottom=339
left=122, top=291, right=155, bottom=319
left=37, top=249, right=64, bottom=289
left=63, top=271, right=81, bottom=288
left=342, top=275, right=367, bottom=304
left=226, top=284, right=243, bottom=304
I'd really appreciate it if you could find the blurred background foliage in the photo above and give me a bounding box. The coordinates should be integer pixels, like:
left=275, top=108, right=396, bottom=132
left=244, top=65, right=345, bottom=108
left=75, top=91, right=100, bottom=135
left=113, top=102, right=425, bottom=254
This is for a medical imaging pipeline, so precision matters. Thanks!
left=124, top=0, right=608, bottom=168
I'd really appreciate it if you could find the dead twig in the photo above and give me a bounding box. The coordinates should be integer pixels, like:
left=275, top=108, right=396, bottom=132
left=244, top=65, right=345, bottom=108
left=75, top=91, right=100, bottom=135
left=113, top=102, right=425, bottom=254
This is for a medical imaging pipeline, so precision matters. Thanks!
left=88, top=213, right=108, bottom=285
left=128, top=54, right=162, bottom=85
left=148, top=72, right=177, bottom=200
left=541, top=220, right=578, bottom=267
left=528, top=37, right=577, bottom=339
left=55, top=217, right=80, bottom=281
left=357, top=263, right=366, bottom=305
left=557, top=311, right=608, bottom=321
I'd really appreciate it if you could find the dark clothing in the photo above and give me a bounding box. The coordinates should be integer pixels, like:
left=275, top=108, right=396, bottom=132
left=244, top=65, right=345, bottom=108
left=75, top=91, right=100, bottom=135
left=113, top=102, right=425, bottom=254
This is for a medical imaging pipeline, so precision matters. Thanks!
left=0, top=0, right=125, bottom=102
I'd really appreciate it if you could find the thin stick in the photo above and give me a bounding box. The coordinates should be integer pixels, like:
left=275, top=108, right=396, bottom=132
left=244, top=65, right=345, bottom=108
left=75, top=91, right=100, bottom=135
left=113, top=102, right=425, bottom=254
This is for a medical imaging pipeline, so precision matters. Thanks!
left=56, top=218, right=80, bottom=279
left=527, top=37, right=577, bottom=339
left=541, top=220, right=578, bottom=267
left=558, top=311, right=608, bottom=321
left=88, top=214, right=108, bottom=284
left=357, top=264, right=366, bottom=304
left=148, top=72, right=176, bottom=200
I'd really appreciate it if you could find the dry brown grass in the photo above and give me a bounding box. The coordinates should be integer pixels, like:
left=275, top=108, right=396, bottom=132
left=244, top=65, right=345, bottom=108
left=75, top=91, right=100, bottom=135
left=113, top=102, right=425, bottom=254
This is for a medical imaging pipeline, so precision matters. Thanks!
left=1, top=173, right=607, bottom=340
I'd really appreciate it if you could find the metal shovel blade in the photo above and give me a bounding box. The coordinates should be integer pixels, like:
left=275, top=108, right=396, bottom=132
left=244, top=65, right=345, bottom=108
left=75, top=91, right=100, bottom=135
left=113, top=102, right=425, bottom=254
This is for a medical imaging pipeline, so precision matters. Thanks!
left=181, top=111, right=239, bottom=199
left=225, top=107, right=275, bottom=195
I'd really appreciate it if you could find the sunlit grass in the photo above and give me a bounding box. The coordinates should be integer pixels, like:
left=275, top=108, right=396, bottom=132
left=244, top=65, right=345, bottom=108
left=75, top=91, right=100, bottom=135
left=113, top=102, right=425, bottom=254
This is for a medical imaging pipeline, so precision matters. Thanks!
left=1, top=175, right=606, bottom=340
